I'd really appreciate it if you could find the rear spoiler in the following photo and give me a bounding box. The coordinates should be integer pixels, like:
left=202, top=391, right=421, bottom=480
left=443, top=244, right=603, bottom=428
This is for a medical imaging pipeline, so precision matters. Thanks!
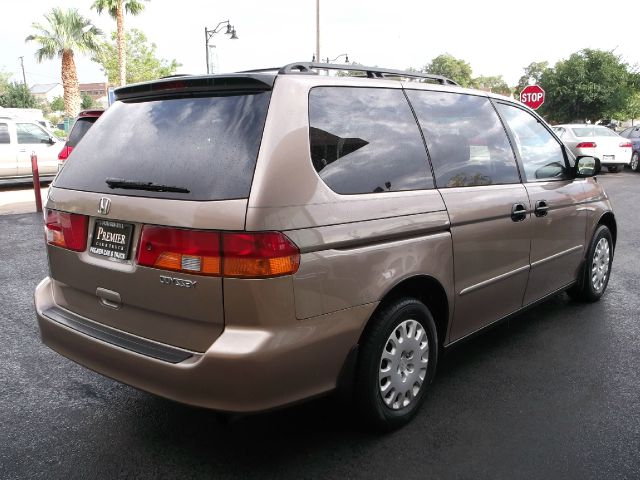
left=114, top=74, right=275, bottom=101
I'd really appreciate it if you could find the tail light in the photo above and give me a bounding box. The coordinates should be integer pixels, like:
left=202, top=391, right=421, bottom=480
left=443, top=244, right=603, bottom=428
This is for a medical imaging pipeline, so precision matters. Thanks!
left=45, top=209, right=88, bottom=251
left=619, top=141, right=632, bottom=148
left=58, top=145, right=74, bottom=161
left=137, top=227, right=300, bottom=278
left=576, top=142, right=597, bottom=148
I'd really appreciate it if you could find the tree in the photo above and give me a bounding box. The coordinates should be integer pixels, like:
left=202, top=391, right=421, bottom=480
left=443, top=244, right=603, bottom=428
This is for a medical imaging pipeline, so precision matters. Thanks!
left=624, top=92, right=640, bottom=125
left=473, top=75, right=511, bottom=96
left=92, top=0, right=148, bottom=86
left=26, top=8, right=102, bottom=118
left=50, top=95, right=65, bottom=112
left=81, top=93, right=95, bottom=109
left=93, top=28, right=180, bottom=84
left=0, top=71, right=11, bottom=97
left=538, top=49, right=634, bottom=123
left=515, top=61, right=549, bottom=96
left=0, top=82, right=40, bottom=108
left=424, top=54, right=473, bottom=87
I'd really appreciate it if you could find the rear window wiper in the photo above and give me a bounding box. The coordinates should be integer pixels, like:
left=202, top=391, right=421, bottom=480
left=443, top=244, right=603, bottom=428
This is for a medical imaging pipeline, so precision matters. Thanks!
left=106, top=178, right=190, bottom=193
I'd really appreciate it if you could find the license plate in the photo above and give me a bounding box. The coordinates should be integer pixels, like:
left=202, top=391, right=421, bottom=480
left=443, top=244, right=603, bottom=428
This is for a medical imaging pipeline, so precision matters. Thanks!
left=603, top=155, right=615, bottom=162
left=89, top=219, right=134, bottom=260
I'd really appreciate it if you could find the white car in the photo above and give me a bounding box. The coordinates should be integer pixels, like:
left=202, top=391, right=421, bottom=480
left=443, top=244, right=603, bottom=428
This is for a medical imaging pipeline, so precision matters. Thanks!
left=552, top=124, right=633, bottom=173
left=0, top=116, right=63, bottom=181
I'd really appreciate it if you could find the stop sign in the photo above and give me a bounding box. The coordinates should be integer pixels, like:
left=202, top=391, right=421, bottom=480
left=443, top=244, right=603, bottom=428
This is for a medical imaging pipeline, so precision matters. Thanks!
left=520, top=85, right=545, bottom=110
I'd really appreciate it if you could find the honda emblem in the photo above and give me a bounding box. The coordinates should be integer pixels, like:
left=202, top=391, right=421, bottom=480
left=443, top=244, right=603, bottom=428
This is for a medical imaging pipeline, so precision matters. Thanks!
left=98, top=197, right=111, bottom=215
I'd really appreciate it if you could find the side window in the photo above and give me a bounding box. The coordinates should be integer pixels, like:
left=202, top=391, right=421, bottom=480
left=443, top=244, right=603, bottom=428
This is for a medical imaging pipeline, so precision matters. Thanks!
left=496, top=103, right=568, bottom=182
left=0, top=123, right=9, bottom=144
left=17, top=123, right=50, bottom=144
left=309, top=87, right=433, bottom=194
left=631, top=128, right=640, bottom=139
left=406, top=90, right=520, bottom=188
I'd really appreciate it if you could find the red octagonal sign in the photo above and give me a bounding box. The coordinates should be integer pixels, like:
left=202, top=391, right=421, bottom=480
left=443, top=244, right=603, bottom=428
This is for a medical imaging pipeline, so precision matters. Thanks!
left=520, top=85, right=545, bottom=110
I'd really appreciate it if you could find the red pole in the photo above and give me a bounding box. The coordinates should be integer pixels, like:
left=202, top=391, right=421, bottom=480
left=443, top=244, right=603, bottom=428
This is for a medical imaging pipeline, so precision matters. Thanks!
left=31, top=152, right=43, bottom=213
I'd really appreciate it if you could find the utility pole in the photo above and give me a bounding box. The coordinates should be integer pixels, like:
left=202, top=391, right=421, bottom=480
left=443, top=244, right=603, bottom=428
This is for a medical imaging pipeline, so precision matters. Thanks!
left=18, top=56, right=27, bottom=86
left=315, top=0, right=320, bottom=64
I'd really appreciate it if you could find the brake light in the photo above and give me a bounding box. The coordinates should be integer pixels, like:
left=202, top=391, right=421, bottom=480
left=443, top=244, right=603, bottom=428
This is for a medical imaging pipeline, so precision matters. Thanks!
left=576, top=142, right=597, bottom=148
left=620, top=141, right=632, bottom=148
left=57, top=145, right=73, bottom=161
left=137, top=227, right=221, bottom=275
left=222, top=232, right=300, bottom=278
left=45, top=209, right=88, bottom=251
left=136, top=227, right=300, bottom=278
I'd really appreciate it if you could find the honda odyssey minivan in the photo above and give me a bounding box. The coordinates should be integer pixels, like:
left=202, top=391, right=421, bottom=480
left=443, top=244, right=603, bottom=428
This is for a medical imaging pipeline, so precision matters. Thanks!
left=34, top=62, right=616, bottom=430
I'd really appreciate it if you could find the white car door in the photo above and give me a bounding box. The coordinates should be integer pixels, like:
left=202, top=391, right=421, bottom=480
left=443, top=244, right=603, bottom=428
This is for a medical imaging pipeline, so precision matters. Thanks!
left=15, top=122, right=62, bottom=176
left=0, top=121, right=17, bottom=178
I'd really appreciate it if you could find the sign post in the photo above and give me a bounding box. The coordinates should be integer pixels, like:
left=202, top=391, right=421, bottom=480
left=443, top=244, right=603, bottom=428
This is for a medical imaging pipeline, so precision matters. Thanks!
left=520, top=85, right=545, bottom=110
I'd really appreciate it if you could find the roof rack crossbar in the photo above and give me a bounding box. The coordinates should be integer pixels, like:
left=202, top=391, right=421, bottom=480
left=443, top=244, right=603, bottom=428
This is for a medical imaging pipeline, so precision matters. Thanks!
left=276, top=62, right=459, bottom=85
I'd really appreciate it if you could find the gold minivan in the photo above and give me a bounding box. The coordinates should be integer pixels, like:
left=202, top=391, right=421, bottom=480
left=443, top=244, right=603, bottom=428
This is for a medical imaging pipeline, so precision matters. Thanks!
left=34, top=63, right=616, bottom=430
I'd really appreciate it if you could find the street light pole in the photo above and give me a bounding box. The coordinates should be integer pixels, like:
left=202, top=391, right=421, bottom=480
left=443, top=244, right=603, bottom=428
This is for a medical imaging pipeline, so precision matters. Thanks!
left=205, top=20, right=238, bottom=74
left=315, top=0, right=320, bottom=66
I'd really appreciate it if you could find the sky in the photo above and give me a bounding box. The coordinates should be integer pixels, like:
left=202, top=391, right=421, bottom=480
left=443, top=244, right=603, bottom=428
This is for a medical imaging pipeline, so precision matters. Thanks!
left=1, top=0, right=638, bottom=88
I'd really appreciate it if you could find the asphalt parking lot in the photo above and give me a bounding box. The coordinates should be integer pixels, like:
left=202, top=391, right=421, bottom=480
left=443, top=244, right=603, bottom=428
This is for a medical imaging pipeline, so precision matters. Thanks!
left=1, top=172, right=638, bottom=480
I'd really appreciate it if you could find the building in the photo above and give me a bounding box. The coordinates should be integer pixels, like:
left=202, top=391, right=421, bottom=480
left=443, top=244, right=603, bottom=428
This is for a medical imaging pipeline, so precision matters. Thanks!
left=79, top=82, right=108, bottom=101
left=29, top=83, right=64, bottom=103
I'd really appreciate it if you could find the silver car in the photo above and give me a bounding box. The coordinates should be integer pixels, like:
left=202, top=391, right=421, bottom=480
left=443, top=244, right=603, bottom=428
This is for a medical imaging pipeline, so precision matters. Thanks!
left=552, top=124, right=632, bottom=173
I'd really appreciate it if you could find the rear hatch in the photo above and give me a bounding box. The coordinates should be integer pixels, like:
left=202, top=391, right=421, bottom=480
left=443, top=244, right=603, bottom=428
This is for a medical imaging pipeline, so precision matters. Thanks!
left=45, top=75, right=274, bottom=352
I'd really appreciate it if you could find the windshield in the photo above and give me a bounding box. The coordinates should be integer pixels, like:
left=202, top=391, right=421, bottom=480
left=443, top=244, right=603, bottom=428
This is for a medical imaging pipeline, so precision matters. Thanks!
left=54, top=92, right=271, bottom=201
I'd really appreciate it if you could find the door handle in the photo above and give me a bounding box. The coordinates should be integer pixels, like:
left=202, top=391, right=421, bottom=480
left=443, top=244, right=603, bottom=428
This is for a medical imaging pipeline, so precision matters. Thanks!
left=511, top=203, right=527, bottom=222
left=535, top=200, right=549, bottom=217
left=19, top=149, right=26, bottom=153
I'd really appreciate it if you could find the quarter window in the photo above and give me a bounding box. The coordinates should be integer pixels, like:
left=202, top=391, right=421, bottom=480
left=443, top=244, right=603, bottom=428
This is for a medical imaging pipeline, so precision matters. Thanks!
left=406, top=90, right=520, bottom=188
left=309, top=87, right=433, bottom=194
left=496, top=104, right=568, bottom=182
left=0, top=123, right=9, bottom=144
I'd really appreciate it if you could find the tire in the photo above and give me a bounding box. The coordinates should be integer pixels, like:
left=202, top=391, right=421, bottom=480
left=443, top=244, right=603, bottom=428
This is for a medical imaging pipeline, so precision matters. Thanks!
left=567, top=225, right=613, bottom=302
left=607, top=165, right=619, bottom=173
left=354, top=297, right=438, bottom=431
left=631, top=152, right=639, bottom=172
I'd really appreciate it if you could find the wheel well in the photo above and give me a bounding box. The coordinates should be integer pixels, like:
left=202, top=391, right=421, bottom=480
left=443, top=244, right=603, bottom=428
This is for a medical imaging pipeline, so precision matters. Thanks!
left=361, top=276, right=450, bottom=348
left=599, top=212, right=617, bottom=248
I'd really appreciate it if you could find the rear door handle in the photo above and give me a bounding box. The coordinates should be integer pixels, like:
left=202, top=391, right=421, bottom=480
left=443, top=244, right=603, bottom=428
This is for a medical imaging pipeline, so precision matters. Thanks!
left=511, top=203, right=527, bottom=222
left=535, top=200, right=549, bottom=217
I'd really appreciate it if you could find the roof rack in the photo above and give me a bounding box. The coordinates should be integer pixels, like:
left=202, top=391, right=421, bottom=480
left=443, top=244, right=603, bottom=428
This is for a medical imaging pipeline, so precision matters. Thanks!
left=240, top=62, right=459, bottom=86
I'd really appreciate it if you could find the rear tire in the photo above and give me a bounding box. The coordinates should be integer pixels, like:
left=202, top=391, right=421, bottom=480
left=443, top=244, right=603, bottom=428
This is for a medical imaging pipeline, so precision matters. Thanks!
left=354, top=297, right=438, bottom=431
left=567, top=225, right=613, bottom=302
left=607, top=165, right=620, bottom=173
left=631, top=152, right=639, bottom=172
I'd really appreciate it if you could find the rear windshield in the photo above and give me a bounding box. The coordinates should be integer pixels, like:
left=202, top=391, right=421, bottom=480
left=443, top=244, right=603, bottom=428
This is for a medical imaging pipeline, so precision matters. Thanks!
left=67, top=117, right=98, bottom=147
left=572, top=127, right=593, bottom=137
left=54, top=92, right=271, bottom=201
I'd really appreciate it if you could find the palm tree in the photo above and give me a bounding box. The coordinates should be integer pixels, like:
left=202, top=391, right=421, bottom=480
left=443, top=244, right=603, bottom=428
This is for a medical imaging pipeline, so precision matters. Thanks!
left=92, top=0, right=147, bottom=86
left=26, top=8, right=102, bottom=118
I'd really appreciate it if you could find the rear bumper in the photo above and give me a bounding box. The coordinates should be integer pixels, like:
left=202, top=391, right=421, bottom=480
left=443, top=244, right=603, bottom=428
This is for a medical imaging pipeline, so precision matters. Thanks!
left=35, top=277, right=375, bottom=412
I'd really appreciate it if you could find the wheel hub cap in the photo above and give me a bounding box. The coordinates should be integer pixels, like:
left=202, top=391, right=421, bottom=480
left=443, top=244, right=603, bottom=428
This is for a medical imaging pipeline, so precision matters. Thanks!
left=591, top=237, right=610, bottom=292
left=378, top=319, right=429, bottom=410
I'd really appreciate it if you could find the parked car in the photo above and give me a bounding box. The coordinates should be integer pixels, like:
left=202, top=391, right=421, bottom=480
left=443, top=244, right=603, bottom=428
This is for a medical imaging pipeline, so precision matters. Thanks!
left=34, top=62, right=616, bottom=430
left=0, top=116, right=62, bottom=181
left=57, top=110, right=104, bottom=169
left=552, top=124, right=632, bottom=172
left=619, top=125, right=640, bottom=172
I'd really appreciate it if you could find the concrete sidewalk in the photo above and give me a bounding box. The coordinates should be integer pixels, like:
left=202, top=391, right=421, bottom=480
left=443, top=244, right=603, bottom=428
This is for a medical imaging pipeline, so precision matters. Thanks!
left=0, top=186, right=48, bottom=215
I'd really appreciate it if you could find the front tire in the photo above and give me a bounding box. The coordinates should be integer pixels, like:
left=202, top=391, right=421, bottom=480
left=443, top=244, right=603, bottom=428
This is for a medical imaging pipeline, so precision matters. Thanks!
left=354, top=297, right=438, bottom=431
left=567, top=225, right=613, bottom=302
left=631, top=152, right=639, bottom=172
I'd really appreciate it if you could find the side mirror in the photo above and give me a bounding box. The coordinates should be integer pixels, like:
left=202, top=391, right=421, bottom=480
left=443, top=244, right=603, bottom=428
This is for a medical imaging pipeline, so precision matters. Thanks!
left=575, top=156, right=600, bottom=177
left=41, top=137, right=56, bottom=145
